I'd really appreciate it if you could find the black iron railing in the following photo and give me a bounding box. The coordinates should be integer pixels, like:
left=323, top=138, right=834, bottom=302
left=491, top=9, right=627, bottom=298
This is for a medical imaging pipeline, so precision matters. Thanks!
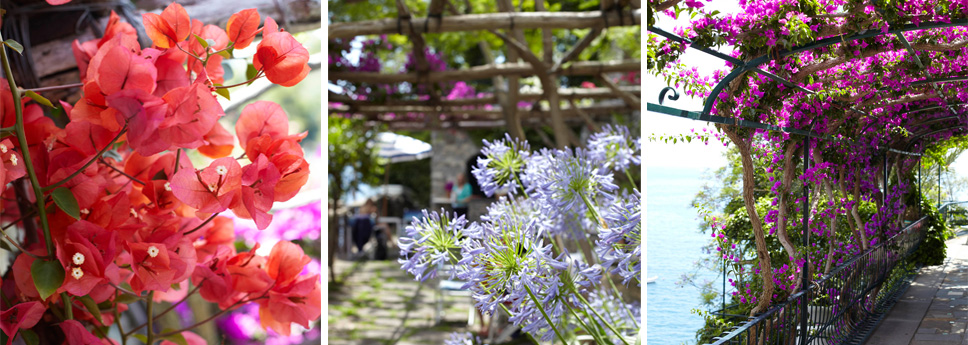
left=705, top=217, right=926, bottom=345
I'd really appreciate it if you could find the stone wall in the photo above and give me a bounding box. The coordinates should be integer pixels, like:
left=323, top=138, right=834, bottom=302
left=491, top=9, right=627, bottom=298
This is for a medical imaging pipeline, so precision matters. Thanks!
left=431, top=129, right=481, bottom=210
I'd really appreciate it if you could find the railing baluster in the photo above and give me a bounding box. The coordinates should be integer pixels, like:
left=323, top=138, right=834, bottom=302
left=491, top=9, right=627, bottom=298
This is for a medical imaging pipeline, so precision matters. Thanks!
left=703, top=217, right=928, bottom=345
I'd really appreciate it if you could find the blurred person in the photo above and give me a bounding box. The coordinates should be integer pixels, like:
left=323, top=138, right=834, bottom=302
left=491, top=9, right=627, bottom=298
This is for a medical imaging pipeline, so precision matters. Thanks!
left=453, top=172, right=472, bottom=217
left=351, top=199, right=376, bottom=257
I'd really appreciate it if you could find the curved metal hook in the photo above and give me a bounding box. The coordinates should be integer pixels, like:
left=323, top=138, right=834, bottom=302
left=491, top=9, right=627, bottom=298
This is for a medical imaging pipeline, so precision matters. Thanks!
left=658, top=87, right=680, bottom=105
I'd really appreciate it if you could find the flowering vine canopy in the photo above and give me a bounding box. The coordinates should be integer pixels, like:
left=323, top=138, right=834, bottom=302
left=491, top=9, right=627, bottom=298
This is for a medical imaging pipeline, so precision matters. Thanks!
left=648, top=0, right=968, bottom=314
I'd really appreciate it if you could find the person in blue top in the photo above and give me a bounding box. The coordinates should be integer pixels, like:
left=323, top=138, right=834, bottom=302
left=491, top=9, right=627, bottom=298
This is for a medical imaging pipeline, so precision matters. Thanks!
left=452, top=173, right=472, bottom=218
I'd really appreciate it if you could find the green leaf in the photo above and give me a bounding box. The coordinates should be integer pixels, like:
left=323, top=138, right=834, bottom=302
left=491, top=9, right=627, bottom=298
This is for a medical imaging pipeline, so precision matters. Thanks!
left=160, top=329, right=188, bottom=345
left=24, top=90, right=54, bottom=108
left=113, top=293, right=142, bottom=305
left=78, top=295, right=103, bottom=324
left=245, top=63, right=258, bottom=82
left=214, top=87, right=230, bottom=100
left=132, top=334, right=148, bottom=344
left=217, top=49, right=232, bottom=59
left=20, top=329, right=38, bottom=345
left=31, top=259, right=65, bottom=300
left=3, top=40, right=23, bottom=55
left=193, top=34, right=209, bottom=49
left=52, top=187, right=80, bottom=220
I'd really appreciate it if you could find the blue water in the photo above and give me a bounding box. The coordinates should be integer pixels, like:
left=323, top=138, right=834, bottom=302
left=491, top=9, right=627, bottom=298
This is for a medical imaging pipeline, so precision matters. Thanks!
left=647, top=166, right=718, bottom=345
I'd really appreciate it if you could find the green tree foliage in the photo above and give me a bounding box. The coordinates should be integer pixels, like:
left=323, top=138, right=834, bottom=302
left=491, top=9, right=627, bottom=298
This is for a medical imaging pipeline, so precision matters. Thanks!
left=327, top=116, right=384, bottom=280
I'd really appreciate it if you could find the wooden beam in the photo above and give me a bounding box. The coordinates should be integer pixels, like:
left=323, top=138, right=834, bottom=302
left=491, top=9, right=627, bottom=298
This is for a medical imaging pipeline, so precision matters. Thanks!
left=329, top=9, right=641, bottom=38
left=329, top=60, right=639, bottom=86
left=328, top=86, right=641, bottom=107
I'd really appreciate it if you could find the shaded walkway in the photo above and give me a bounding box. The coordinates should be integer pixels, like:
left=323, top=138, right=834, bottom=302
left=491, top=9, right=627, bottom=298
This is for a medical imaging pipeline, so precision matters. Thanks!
left=867, top=233, right=968, bottom=345
left=327, top=256, right=477, bottom=345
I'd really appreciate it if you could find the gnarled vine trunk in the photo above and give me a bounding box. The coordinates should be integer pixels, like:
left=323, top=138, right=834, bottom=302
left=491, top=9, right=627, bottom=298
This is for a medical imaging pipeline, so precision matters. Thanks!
left=722, top=126, right=775, bottom=316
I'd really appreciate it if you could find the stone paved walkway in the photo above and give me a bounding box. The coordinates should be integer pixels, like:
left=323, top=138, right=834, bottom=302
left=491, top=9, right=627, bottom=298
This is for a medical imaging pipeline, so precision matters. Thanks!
left=327, top=254, right=479, bottom=345
left=867, top=233, right=968, bottom=345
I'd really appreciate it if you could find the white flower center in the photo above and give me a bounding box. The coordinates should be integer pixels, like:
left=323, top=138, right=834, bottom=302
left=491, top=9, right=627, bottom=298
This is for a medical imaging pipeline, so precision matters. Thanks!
left=147, top=246, right=159, bottom=258
left=80, top=208, right=89, bottom=215
left=207, top=184, right=217, bottom=192
left=71, top=267, right=84, bottom=280
left=0, top=144, right=7, bottom=153
left=164, top=182, right=172, bottom=191
left=9, top=155, right=17, bottom=166
left=72, top=252, right=85, bottom=266
left=215, top=165, right=227, bottom=175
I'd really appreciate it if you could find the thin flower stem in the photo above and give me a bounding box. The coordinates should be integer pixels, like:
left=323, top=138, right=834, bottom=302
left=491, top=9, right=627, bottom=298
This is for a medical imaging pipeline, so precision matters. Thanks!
left=565, top=299, right=607, bottom=345
left=498, top=303, right=540, bottom=345
left=25, top=83, right=83, bottom=93
left=572, top=289, right=631, bottom=345
left=622, top=168, right=636, bottom=189
left=99, top=158, right=146, bottom=185
left=522, top=283, right=568, bottom=345
left=115, top=289, right=128, bottom=345
left=215, top=71, right=264, bottom=89
left=62, top=292, right=74, bottom=320
left=109, top=282, right=141, bottom=298
left=124, top=279, right=206, bottom=336
left=155, top=293, right=267, bottom=338
left=182, top=213, right=219, bottom=236
left=173, top=149, right=182, bottom=174
left=146, top=291, right=155, bottom=345
left=0, top=34, right=54, bottom=258
left=44, top=124, right=128, bottom=192
left=0, top=212, right=41, bottom=259
left=604, top=273, right=638, bottom=328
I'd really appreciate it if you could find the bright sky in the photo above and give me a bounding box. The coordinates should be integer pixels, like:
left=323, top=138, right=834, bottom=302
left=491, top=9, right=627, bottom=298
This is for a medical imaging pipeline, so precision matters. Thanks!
left=645, top=1, right=742, bottom=169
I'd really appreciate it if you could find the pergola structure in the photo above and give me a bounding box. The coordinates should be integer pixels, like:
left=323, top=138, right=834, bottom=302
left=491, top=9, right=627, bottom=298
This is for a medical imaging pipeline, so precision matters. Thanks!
left=649, top=1, right=968, bottom=344
left=329, top=0, right=641, bottom=148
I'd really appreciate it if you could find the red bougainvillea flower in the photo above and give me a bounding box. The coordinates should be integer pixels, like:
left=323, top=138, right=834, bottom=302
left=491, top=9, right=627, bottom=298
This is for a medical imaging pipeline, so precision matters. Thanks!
left=159, top=80, right=223, bottom=149
left=0, top=301, right=45, bottom=345
left=60, top=319, right=109, bottom=345
left=192, top=245, right=244, bottom=309
left=170, top=157, right=242, bottom=213
left=57, top=221, right=118, bottom=297
left=225, top=243, right=273, bottom=294
left=184, top=20, right=230, bottom=85
left=231, top=154, right=280, bottom=229
left=244, top=134, right=309, bottom=202
left=236, top=101, right=289, bottom=150
left=126, top=241, right=175, bottom=293
left=226, top=9, right=261, bottom=49
left=107, top=89, right=169, bottom=156
left=197, top=122, right=234, bottom=159
left=87, top=35, right=158, bottom=97
left=0, top=139, right=25, bottom=191
left=253, top=18, right=310, bottom=87
left=257, top=241, right=321, bottom=335
left=143, top=3, right=191, bottom=49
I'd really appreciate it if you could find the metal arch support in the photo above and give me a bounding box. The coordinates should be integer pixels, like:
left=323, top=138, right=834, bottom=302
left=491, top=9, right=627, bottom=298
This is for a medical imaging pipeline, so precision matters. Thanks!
left=646, top=102, right=923, bottom=156
left=903, top=125, right=968, bottom=152
left=656, top=18, right=968, bottom=117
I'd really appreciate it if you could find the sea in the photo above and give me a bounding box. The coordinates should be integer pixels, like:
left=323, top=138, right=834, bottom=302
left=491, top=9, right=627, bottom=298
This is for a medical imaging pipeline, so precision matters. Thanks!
left=647, top=166, right=720, bottom=345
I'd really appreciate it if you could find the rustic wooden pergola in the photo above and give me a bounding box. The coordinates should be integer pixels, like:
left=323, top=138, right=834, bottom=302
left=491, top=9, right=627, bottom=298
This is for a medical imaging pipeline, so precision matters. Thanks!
left=328, top=0, right=642, bottom=148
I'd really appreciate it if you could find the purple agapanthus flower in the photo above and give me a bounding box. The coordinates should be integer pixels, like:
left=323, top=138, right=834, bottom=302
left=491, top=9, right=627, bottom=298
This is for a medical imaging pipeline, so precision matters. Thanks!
left=534, top=148, right=618, bottom=217
left=444, top=332, right=487, bottom=345
left=397, top=209, right=468, bottom=281
left=587, top=124, right=641, bottom=172
left=584, top=289, right=640, bottom=343
left=472, top=134, right=531, bottom=197
left=596, top=190, right=642, bottom=285
left=456, top=213, right=570, bottom=342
